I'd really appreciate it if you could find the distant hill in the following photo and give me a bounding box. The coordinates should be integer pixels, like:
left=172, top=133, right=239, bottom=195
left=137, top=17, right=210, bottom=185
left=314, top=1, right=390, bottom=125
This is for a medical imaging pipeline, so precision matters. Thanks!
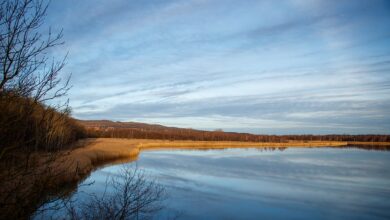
left=77, top=120, right=390, bottom=142
left=78, top=120, right=175, bottom=131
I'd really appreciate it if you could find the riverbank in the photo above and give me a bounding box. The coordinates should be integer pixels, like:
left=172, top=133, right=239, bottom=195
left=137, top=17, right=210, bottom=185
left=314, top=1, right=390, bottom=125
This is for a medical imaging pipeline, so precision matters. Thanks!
left=10, top=138, right=390, bottom=184
left=1, top=138, right=389, bottom=218
left=61, top=138, right=390, bottom=177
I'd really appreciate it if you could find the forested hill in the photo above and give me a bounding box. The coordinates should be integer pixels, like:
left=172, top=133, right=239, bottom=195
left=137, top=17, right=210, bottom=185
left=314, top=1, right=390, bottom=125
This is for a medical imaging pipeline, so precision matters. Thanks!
left=78, top=120, right=390, bottom=142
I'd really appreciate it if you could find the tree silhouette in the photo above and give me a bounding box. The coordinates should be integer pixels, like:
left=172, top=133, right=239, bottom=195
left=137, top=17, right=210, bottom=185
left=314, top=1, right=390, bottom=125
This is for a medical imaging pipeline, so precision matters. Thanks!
left=0, top=0, right=69, bottom=101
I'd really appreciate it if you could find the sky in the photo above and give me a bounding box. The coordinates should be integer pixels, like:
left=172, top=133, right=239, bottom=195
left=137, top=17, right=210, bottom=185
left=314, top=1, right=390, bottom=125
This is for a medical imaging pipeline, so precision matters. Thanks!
left=45, top=0, right=390, bottom=134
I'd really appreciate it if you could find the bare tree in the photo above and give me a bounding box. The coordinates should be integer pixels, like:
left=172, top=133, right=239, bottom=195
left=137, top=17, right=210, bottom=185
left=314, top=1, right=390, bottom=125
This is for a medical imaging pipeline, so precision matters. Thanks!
left=0, top=2, right=86, bottom=218
left=0, top=0, right=69, bottom=102
left=64, top=165, right=166, bottom=220
left=0, top=0, right=81, bottom=157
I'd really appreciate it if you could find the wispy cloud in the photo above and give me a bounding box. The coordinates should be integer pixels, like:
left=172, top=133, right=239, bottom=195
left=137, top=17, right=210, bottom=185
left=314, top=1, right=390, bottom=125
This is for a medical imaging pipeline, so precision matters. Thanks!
left=46, top=0, right=390, bottom=134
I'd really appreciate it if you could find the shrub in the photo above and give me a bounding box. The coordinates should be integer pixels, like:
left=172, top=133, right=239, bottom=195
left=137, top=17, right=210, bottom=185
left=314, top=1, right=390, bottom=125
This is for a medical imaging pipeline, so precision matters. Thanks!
left=0, top=92, right=85, bottom=157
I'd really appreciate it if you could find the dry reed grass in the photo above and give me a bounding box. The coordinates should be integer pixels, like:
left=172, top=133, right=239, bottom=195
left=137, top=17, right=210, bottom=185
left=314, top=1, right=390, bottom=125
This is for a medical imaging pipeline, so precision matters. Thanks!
left=32, top=138, right=390, bottom=182
left=58, top=138, right=349, bottom=175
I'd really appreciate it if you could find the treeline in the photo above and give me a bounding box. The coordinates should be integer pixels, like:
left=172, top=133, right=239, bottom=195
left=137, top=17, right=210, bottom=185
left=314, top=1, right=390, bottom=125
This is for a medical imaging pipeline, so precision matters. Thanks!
left=0, top=0, right=87, bottom=158
left=81, top=120, right=390, bottom=142
left=0, top=92, right=86, bottom=155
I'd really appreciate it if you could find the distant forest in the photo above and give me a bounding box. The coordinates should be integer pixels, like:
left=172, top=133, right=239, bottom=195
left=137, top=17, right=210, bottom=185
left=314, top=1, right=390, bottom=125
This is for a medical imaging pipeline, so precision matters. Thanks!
left=80, top=120, right=390, bottom=142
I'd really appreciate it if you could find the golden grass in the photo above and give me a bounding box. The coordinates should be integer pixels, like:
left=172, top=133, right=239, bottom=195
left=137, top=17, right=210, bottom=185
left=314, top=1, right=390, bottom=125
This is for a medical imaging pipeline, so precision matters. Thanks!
left=136, top=139, right=347, bottom=150
left=48, top=139, right=390, bottom=174
left=53, top=139, right=140, bottom=179
left=31, top=138, right=390, bottom=186
left=48, top=138, right=346, bottom=180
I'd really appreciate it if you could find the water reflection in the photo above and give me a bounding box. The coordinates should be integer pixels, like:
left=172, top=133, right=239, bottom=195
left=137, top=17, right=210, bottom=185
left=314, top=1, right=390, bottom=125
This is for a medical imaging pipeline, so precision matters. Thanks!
left=346, top=144, right=390, bottom=151
left=71, top=147, right=390, bottom=220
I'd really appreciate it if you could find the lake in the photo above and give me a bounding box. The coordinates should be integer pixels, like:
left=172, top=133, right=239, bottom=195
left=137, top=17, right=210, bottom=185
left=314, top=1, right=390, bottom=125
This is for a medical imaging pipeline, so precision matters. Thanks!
left=51, top=147, right=390, bottom=219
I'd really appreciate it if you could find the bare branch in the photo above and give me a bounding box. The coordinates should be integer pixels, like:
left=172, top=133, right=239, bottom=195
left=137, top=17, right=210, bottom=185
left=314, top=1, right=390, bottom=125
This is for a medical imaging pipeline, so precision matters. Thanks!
left=0, top=0, right=69, bottom=103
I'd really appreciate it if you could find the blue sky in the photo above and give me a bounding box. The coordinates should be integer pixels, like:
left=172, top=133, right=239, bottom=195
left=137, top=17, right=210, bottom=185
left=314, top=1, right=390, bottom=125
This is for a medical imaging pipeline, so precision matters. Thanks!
left=46, top=0, right=390, bottom=134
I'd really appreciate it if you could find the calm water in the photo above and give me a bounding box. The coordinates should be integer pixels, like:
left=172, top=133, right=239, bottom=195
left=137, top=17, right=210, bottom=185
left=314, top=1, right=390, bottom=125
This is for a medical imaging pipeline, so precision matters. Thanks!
left=72, top=147, right=390, bottom=219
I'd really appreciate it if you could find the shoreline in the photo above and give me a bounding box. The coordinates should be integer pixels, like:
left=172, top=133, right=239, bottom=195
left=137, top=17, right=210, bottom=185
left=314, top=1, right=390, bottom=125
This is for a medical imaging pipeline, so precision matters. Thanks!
left=43, top=138, right=390, bottom=196
left=61, top=138, right=390, bottom=179
left=3, top=138, right=389, bottom=218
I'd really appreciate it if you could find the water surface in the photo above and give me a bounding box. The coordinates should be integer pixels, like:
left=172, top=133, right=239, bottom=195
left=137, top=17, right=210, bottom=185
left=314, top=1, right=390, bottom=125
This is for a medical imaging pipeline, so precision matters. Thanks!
left=75, top=147, right=390, bottom=219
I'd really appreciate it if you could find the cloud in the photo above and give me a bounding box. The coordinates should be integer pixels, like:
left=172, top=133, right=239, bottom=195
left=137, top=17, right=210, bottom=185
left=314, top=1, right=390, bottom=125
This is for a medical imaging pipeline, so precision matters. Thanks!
left=44, top=0, right=390, bottom=134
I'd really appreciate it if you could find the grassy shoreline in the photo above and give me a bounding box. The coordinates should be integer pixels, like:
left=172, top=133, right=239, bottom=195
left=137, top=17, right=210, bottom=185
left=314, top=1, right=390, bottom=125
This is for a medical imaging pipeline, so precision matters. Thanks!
left=2, top=138, right=389, bottom=218
left=62, top=138, right=390, bottom=177
left=48, top=138, right=388, bottom=200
